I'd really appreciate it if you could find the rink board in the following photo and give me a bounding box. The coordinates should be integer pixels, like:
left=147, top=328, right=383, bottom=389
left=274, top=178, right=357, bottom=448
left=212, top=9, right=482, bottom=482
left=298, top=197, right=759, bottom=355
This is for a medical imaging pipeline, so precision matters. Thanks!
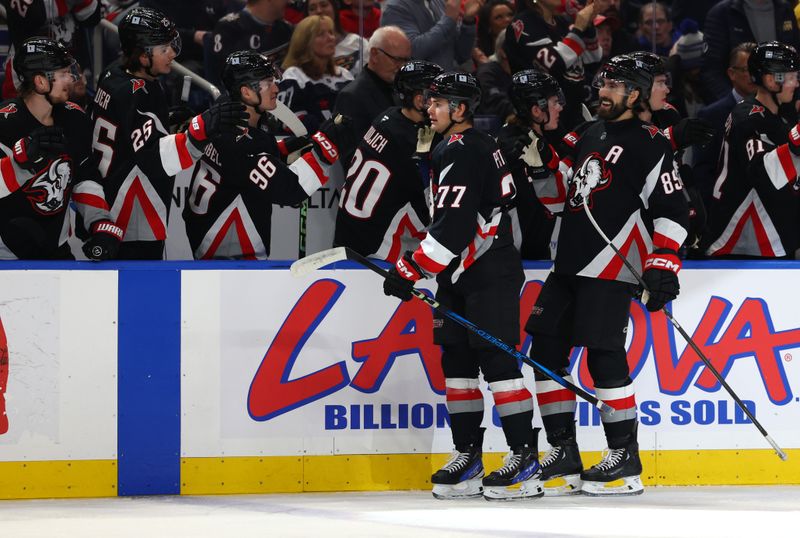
left=0, top=261, right=799, bottom=498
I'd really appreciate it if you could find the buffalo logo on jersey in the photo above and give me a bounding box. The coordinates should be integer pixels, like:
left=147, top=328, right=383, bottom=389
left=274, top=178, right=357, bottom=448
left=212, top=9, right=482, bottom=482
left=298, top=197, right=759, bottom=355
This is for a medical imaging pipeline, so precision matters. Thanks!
left=65, top=101, right=84, bottom=112
left=642, top=124, right=662, bottom=139
left=447, top=134, right=464, bottom=146
left=0, top=104, right=17, bottom=118
left=22, top=158, right=72, bottom=215
left=568, top=152, right=612, bottom=210
left=511, top=19, right=525, bottom=41
left=749, top=105, right=765, bottom=117
left=131, top=79, right=147, bottom=94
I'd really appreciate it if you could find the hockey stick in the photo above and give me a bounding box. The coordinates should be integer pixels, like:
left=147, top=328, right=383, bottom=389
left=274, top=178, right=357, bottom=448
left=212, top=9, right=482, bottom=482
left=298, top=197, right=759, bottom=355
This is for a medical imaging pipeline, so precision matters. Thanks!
left=291, top=247, right=616, bottom=415
left=582, top=198, right=788, bottom=461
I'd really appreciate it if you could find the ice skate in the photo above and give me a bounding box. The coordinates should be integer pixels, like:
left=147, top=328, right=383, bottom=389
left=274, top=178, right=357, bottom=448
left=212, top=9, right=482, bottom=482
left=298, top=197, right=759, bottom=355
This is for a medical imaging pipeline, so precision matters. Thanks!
left=431, top=429, right=485, bottom=500
left=580, top=440, right=644, bottom=496
left=540, top=438, right=583, bottom=496
left=482, top=430, right=543, bottom=501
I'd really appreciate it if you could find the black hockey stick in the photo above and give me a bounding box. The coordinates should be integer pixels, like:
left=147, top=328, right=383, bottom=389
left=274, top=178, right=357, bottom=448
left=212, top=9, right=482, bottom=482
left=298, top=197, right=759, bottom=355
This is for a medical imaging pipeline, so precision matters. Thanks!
left=291, top=247, right=616, bottom=415
left=582, top=198, right=788, bottom=461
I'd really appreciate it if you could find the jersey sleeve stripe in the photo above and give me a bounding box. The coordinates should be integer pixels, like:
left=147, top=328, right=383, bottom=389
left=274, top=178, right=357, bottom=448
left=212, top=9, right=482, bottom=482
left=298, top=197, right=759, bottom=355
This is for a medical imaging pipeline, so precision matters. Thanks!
left=413, top=235, right=454, bottom=275
left=159, top=134, right=195, bottom=176
left=763, top=144, right=798, bottom=189
left=72, top=192, right=110, bottom=210
left=0, top=157, right=21, bottom=196
left=652, top=218, right=687, bottom=251
left=560, top=35, right=584, bottom=57
left=292, top=152, right=330, bottom=194
left=554, top=41, right=579, bottom=65
left=73, top=0, right=98, bottom=20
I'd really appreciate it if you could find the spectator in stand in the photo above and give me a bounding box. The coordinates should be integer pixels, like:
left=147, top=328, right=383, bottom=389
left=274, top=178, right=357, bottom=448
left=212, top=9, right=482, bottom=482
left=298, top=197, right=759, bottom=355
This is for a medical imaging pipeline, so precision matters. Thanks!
left=667, top=20, right=711, bottom=118
left=636, top=2, right=678, bottom=56
left=693, top=42, right=757, bottom=205
left=307, top=0, right=370, bottom=76
left=340, top=0, right=383, bottom=39
left=334, top=26, right=411, bottom=151
left=476, top=29, right=514, bottom=122
left=702, top=0, right=800, bottom=101
left=592, top=0, right=638, bottom=57
left=1, top=0, right=102, bottom=99
left=279, top=15, right=355, bottom=132
left=672, top=0, right=719, bottom=30
left=381, top=0, right=482, bottom=70
left=207, top=0, right=294, bottom=86
left=474, top=0, right=514, bottom=65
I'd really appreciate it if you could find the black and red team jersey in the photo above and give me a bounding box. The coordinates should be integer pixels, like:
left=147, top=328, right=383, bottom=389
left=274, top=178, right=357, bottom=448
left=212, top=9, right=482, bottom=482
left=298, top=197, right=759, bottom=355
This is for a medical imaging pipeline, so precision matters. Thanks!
left=0, top=98, right=111, bottom=258
left=183, top=118, right=334, bottom=259
left=91, top=66, right=204, bottom=243
left=535, top=118, right=689, bottom=283
left=410, top=128, right=517, bottom=283
left=703, top=97, right=800, bottom=257
left=334, top=106, right=431, bottom=262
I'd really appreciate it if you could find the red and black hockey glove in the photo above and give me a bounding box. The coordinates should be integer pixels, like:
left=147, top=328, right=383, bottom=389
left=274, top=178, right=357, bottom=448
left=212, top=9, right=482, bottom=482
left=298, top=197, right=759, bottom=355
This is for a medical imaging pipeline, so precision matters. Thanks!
left=277, top=135, right=312, bottom=158
left=13, top=126, right=66, bottom=170
left=310, top=114, right=357, bottom=165
left=641, top=249, right=681, bottom=312
left=82, top=220, right=123, bottom=261
left=666, top=118, right=714, bottom=151
left=383, top=250, right=426, bottom=302
left=787, top=123, right=800, bottom=156
left=187, top=101, right=248, bottom=147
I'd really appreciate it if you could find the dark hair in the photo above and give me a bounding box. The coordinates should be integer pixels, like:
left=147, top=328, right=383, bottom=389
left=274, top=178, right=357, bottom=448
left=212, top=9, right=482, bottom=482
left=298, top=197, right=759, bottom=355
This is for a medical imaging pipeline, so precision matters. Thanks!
left=304, top=0, right=344, bottom=36
left=476, top=0, right=514, bottom=56
left=728, top=42, right=756, bottom=68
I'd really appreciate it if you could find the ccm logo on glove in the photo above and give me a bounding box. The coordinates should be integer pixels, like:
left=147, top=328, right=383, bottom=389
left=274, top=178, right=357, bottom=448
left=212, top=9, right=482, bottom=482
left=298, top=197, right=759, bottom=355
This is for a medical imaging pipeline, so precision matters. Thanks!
left=312, top=132, right=338, bottom=161
left=396, top=258, right=421, bottom=281
left=644, top=254, right=681, bottom=273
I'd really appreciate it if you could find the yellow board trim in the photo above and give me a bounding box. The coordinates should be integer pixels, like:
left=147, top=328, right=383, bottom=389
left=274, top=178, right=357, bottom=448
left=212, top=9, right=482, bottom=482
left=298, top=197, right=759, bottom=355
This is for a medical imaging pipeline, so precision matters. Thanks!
left=0, top=460, right=117, bottom=500
left=181, top=449, right=800, bottom=495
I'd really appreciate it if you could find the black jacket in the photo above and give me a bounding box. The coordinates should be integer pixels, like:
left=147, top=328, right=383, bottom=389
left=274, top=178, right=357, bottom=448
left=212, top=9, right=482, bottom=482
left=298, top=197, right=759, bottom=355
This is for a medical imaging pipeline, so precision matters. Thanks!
left=701, top=0, right=800, bottom=101
left=333, top=67, right=395, bottom=160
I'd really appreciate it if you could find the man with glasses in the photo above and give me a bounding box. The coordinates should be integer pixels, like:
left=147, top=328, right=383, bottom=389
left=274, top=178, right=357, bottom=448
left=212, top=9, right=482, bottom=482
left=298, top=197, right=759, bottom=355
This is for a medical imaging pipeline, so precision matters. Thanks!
left=0, top=38, right=118, bottom=260
left=703, top=41, right=800, bottom=259
left=334, top=26, right=412, bottom=155
left=635, top=2, right=676, bottom=56
left=91, top=7, right=248, bottom=259
left=694, top=43, right=757, bottom=205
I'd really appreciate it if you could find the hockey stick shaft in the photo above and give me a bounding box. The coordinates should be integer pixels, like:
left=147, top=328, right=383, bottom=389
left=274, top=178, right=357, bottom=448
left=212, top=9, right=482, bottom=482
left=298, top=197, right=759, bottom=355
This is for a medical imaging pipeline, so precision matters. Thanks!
left=329, top=247, right=615, bottom=415
left=582, top=199, right=788, bottom=460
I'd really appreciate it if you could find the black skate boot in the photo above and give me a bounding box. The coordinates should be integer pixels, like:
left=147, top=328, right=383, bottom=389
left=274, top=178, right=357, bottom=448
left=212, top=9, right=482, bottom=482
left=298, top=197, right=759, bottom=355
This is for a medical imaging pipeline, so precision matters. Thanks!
left=482, top=428, right=544, bottom=501
left=431, top=428, right=485, bottom=499
left=539, top=426, right=584, bottom=496
left=580, top=438, right=643, bottom=496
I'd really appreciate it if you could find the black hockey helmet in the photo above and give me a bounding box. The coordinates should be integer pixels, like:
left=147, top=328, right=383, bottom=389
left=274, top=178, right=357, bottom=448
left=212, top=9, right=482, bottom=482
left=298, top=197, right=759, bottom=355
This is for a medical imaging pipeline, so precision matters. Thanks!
left=510, top=69, right=564, bottom=121
left=426, top=72, right=482, bottom=115
left=223, top=50, right=281, bottom=97
left=748, top=41, right=800, bottom=85
left=593, top=54, right=654, bottom=101
left=119, top=7, right=181, bottom=57
left=394, top=61, right=443, bottom=107
left=13, top=37, right=77, bottom=83
left=630, top=51, right=671, bottom=87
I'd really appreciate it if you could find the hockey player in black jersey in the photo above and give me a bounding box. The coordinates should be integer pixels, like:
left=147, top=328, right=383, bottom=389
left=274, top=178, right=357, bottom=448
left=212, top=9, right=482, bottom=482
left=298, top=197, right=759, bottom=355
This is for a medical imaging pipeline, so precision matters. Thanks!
left=333, top=60, right=442, bottom=262
left=703, top=42, right=800, bottom=258
left=91, top=7, right=248, bottom=259
left=522, top=55, right=689, bottom=496
left=498, top=69, right=568, bottom=261
left=382, top=72, right=540, bottom=501
left=0, top=37, right=121, bottom=260
left=183, top=50, right=358, bottom=259
left=504, top=0, right=601, bottom=129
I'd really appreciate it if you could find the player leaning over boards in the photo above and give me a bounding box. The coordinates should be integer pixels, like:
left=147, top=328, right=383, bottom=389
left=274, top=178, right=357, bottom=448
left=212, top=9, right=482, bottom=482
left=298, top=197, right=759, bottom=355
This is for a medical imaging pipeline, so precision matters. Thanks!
left=183, top=50, right=357, bottom=259
left=382, top=72, right=542, bottom=501
left=515, top=55, right=689, bottom=496
left=91, top=7, right=247, bottom=260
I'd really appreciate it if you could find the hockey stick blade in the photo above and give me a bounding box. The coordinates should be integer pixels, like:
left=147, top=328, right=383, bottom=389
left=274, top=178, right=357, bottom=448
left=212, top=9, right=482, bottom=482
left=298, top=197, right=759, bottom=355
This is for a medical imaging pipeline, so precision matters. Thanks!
left=290, top=247, right=348, bottom=277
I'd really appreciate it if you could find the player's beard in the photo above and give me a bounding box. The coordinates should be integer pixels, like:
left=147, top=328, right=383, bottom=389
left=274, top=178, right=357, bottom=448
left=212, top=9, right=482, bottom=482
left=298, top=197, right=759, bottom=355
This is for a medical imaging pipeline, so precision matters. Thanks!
left=597, top=97, right=627, bottom=121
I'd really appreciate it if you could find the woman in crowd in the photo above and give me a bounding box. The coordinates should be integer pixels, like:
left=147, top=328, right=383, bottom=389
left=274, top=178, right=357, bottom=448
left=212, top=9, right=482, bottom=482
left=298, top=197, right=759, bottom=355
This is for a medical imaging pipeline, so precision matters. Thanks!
left=474, top=0, right=515, bottom=64
left=307, top=0, right=370, bottom=76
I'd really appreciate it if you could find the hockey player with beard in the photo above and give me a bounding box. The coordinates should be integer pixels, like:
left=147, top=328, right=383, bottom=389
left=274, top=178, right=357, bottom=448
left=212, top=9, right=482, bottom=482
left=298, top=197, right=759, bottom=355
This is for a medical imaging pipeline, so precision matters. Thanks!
left=183, top=50, right=358, bottom=259
left=382, top=72, right=541, bottom=501
left=503, top=0, right=602, bottom=130
left=333, top=60, right=442, bottom=262
left=703, top=42, right=800, bottom=259
left=497, top=69, right=568, bottom=260
left=520, top=55, right=688, bottom=496
left=91, top=7, right=248, bottom=259
left=0, top=38, right=120, bottom=260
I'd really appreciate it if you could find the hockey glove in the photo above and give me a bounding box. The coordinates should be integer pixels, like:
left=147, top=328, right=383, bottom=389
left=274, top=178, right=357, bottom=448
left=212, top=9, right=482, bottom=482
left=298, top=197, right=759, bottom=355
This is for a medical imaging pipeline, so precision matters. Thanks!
left=187, top=101, right=248, bottom=147
left=13, top=127, right=67, bottom=170
left=277, top=135, right=312, bottom=157
left=311, top=114, right=357, bottom=164
left=383, top=250, right=426, bottom=302
left=168, top=104, right=195, bottom=134
left=82, top=220, right=124, bottom=261
left=667, top=118, right=715, bottom=150
left=416, top=126, right=436, bottom=154
left=787, top=123, right=800, bottom=156
left=641, top=249, right=681, bottom=312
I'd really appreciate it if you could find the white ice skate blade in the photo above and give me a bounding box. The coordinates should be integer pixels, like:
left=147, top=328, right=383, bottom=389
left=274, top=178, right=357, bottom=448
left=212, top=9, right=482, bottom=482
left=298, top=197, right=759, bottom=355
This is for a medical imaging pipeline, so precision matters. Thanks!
left=483, top=480, right=545, bottom=501
left=581, top=475, right=644, bottom=497
left=432, top=479, right=484, bottom=500
left=543, top=474, right=583, bottom=497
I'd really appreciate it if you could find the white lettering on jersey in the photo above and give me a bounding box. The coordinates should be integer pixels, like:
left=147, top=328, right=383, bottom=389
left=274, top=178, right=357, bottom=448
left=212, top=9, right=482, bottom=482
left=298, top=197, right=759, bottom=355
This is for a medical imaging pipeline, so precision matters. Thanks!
left=94, top=88, right=112, bottom=110
left=605, top=145, right=624, bottom=164
left=493, top=148, right=506, bottom=168
left=363, top=126, right=389, bottom=154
